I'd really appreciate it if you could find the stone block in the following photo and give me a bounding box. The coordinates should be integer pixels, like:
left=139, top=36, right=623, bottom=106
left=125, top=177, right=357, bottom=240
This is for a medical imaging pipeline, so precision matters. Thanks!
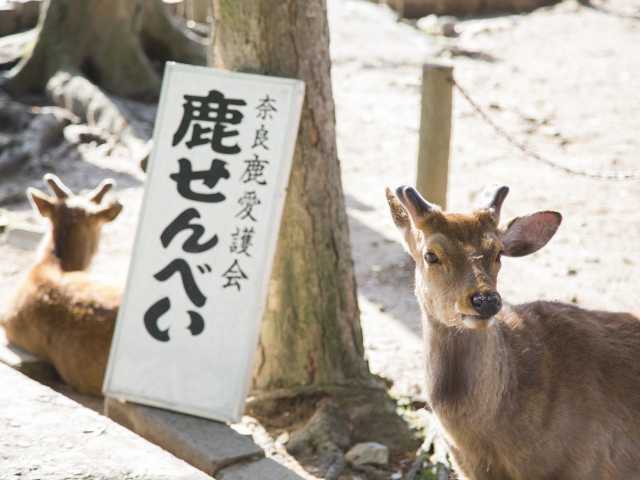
left=105, top=397, right=264, bottom=475
left=217, top=458, right=305, bottom=480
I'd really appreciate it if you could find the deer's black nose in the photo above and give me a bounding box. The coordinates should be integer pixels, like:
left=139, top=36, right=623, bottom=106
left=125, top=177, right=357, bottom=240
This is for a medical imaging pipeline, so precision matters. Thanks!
left=470, top=291, right=502, bottom=318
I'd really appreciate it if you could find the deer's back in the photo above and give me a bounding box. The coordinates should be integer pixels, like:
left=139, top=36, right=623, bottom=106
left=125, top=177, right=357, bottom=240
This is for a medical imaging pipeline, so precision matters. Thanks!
left=2, top=262, right=120, bottom=395
left=445, top=301, right=640, bottom=480
left=513, top=301, right=640, bottom=425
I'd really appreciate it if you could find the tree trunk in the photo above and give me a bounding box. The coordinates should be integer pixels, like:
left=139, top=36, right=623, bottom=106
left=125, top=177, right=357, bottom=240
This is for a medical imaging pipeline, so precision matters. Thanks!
left=1, top=0, right=204, bottom=169
left=4, top=0, right=206, bottom=100
left=213, top=0, right=376, bottom=397
left=212, top=3, right=420, bottom=465
left=141, top=0, right=207, bottom=69
left=5, top=0, right=158, bottom=98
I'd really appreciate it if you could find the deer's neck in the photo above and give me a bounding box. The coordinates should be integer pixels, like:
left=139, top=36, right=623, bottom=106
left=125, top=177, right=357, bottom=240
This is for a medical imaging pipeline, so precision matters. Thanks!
left=422, top=310, right=515, bottom=419
left=35, top=229, right=94, bottom=272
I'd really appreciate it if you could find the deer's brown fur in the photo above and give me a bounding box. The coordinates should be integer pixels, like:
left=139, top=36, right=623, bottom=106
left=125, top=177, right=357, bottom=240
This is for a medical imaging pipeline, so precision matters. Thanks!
left=387, top=185, right=640, bottom=480
left=2, top=174, right=122, bottom=396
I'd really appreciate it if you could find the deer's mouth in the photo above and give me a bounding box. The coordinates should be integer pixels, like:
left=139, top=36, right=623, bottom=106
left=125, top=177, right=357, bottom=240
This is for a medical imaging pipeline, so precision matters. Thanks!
left=461, top=314, right=495, bottom=330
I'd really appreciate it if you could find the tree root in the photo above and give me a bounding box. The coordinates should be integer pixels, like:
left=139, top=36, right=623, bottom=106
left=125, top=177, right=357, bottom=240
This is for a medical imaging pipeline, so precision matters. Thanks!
left=2, top=0, right=207, bottom=100
left=286, top=399, right=352, bottom=453
left=47, top=72, right=127, bottom=136
left=285, top=400, right=349, bottom=480
left=0, top=68, right=153, bottom=194
left=247, top=388, right=421, bottom=479
left=248, top=382, right=386, bottom=404
left=0, top=92, right=76, bottom=177
left=46, top=71, right=153, bottom=167
left=0, top=29, right=36, bottom=71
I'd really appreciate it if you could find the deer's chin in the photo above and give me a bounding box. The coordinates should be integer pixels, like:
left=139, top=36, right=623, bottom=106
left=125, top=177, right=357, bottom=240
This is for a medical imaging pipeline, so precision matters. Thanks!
left=461, top=315, right=496, bottom=330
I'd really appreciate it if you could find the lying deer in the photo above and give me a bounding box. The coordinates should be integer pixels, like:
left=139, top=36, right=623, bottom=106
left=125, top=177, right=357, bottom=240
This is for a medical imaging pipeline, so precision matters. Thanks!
left=2, top=174, right=122, bottom=396
left=386, top=185, right=640, bottom=480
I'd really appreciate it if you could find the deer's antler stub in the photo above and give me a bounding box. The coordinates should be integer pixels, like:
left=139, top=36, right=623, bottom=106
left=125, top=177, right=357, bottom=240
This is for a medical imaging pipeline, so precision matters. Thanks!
left=44, top=173, right=72, bottom=199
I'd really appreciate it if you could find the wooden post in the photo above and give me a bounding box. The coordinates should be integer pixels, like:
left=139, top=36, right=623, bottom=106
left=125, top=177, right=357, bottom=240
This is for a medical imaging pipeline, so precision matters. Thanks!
left=417, top=62, right=453, bottom=210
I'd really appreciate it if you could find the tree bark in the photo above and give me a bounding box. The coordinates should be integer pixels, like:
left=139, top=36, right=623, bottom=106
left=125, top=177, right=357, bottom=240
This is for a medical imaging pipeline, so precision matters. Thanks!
left=213, top=3, right=420, bottom=463
left=141, top=0, right=207, bottom=68
left=5, top=0, right=158, bottom=98
left=1, top=0, right=203, bottom=168
left=3, top=0, right=206, bottom=100
left=213, top=0, right=377, bottom=396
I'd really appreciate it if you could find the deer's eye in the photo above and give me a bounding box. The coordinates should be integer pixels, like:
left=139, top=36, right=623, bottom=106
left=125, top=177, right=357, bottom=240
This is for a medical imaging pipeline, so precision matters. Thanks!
left=425, top=252, right=439, bottom=264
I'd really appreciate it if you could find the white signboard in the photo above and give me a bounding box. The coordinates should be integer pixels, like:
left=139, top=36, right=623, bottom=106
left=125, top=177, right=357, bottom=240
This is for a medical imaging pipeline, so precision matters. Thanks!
left=104, top=63, right=305, bottom=422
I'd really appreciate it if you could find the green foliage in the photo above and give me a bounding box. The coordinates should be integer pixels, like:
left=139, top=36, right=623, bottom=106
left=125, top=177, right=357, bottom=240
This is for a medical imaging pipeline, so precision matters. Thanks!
left=391, top=395, right=454, bottom=479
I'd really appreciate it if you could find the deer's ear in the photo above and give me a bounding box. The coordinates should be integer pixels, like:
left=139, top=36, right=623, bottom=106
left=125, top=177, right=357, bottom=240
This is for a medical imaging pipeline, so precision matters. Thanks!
left=96, top=201, right=123, bottom=223
left=386, top=187, right=419, bottom=257
left=27, top=188, right=54, bottom=218
left=501, top=211, right=562, bottom=257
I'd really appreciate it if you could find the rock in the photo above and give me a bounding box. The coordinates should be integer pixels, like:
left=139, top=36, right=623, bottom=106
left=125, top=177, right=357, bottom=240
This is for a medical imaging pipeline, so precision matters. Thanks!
left=347, top=392, right=420, bottom=454
left=345, top=442, right=389, bottom=467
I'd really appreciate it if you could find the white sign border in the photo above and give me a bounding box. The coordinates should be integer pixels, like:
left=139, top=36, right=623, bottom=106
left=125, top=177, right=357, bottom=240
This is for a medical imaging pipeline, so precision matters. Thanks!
left=103, top=62, right=305, bottom=423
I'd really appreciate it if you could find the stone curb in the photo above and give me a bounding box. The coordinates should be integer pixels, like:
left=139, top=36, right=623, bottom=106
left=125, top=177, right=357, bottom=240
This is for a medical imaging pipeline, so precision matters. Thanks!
left=105, top=397, right=264, bottom=475
left=2, top=328, right=305, bottom=479
left=0, top=363, right=211, bottom=480
left=0, top=327, right=58, bottom=383
left=217, top=457, right=305, bottom=480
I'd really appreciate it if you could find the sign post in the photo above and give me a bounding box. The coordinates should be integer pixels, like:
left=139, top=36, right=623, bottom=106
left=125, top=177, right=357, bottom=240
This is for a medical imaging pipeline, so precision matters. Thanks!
left=104, top=62, right=305, bottom=423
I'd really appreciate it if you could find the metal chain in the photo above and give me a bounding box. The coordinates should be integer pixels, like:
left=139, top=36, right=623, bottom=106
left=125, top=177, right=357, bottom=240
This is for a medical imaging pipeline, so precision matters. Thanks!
left=451, top=78, right=640, bottom=181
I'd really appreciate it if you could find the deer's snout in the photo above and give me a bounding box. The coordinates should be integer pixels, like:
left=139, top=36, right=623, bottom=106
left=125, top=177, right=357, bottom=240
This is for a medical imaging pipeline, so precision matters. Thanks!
left=470, top=291, right=502, bottom=318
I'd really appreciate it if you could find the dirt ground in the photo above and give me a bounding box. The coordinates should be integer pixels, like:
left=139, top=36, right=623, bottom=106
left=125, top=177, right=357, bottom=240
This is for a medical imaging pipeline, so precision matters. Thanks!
left=331, top=0, right=640, bottom=403
left=1, top=0, right=639, bottom=475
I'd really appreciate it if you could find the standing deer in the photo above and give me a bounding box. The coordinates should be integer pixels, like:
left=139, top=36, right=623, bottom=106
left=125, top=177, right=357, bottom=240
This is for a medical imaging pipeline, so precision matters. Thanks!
left=2, top=174, right=122, bottom=396
left=386, top=185, right=640, bottom=480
